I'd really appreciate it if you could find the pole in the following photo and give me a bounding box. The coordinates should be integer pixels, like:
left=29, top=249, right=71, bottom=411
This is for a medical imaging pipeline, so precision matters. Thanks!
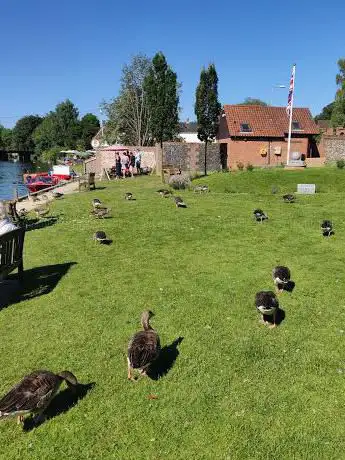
left=286, top=65, right=296, bottom=166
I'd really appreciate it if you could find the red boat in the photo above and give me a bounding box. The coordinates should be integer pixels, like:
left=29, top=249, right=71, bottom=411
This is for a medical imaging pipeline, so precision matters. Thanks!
left=24, top=174, right=59, bottom=193
left=23, top=166, right=75, bottom=193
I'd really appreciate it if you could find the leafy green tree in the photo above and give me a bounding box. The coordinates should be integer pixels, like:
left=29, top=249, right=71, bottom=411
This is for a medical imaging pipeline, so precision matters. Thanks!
left=12, top=115, right=42, bottom=151
left=240, top=97, right=268, bottom=106
left=314, top=102, right=335, bottom=121
left=32, top=114, right=58, bottom=153
left=0, top=125, right=14, bottom=150
left=331, top=59, right=345, bottom=127
left=54, top=99, right=80, bottom=147
left=143, top=52, right=180, bottom=149
left=102, top=54, right=153, bottom=146
left=195, top=64, right=221, bottom=176
left=79, top=113, right=100, bottom=150
left=41, top=146, right=64, bottom=164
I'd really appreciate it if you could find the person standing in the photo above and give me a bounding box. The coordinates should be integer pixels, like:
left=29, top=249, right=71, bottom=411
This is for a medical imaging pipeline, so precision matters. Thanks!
left=128, top=151, right=135, bottom=177
left=121, top=151, right=129, bottom=178
left=135, top=149, right=142, bottom=175
left=115, top=153, right=122, bottom=179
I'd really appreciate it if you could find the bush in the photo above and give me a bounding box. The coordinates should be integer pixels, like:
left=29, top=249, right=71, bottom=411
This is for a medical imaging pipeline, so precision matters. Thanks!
left=168, top=173, right=191, bottom=190
left=236, top=162, right=244, bottom=171
left=246, top=163, right=254, bottom=171
left=336, top=159, right=345, bottom=169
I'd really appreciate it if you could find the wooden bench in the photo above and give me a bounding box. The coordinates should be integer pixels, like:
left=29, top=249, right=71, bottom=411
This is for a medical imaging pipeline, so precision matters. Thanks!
left=0, top=228, right=25, bottom=281
left=78, top=172, right=96, bottom=191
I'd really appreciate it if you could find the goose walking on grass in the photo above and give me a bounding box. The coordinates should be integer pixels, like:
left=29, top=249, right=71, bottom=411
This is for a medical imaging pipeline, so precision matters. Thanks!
left=321, top=220, right=333, bottom=237
left=127, top=311, right=161, bottom=381
left=92, top=198, right=102, bottom=208
left=125, top=192, right=133, bottom=200
left=173, top=196, right=187, bottom=208
left=283, top=194, right=295, bottom=203
left=157, top=189, right=171, bottom=197
left=0, top=370, right=78, bottom=425
left=93, top=231, right=108, bottom=243
left=272, top=266, right=291, bottom=293
left=194, top=185, right=209, bottom=193
left=253, top=209, right=268, bottom=222
left=90, top=207, right=111, bottom=219
left=255, top=291, right=279, bottom=329
left=52, top=191, right=64, bottom=199
left=34, top=205, right=50, bottom=219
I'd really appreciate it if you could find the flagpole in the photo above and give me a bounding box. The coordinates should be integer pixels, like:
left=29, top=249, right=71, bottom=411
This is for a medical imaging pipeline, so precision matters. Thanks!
left=286, top=64, right=296, bottom=166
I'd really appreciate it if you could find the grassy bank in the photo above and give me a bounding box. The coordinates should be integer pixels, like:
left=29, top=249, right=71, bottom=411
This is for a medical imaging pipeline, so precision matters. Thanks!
left=1, top=168, right=345, bottom=459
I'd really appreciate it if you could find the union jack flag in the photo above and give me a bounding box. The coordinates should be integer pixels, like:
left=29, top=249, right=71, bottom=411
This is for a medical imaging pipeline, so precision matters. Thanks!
left=286, top=65, right=296, bottom=117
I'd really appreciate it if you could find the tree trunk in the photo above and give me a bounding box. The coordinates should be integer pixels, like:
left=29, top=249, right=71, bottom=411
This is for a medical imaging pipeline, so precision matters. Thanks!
left=204, top=140, right=208, bottom=176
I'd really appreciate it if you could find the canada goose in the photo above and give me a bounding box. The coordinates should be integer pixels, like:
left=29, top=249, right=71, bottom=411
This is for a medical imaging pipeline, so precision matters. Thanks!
left=52, top=191, right=64, bottom=199
left=272, top=266, right=291, bottom=293
left=92, top=199, right=102, bottom=208
left=253, top=209, right=268, bottom=222
left=283, top=194, right=295, bottom=203
left=157, top=189, right=171, bottom=197
left=321, top=220, right=333, bottom=237
left=125, top=192, right=133, bottom=200
left=91, top=207, right=111, bottom=219
left=194, top=185, right=209, bottom=193
left=0, top=370, right=78, bottom=425
left=93, top=231, right=108, bottom=243
left=255, top=291, right=279, bottom=328
left=173, top=196, right=187, bottom=208
left=34, top=205, right=50, bottom=219
left=127, top=311, right=161, bottom=380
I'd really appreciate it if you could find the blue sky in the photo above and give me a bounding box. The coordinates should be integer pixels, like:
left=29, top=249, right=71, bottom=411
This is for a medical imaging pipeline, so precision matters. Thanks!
left=1, top=0, right=344, bottom=127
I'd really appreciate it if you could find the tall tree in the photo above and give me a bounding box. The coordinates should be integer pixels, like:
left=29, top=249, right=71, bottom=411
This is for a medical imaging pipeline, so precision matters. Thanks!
left=195, top=64, right=221, bottom=176
left=12, top=115, right=42, bottom=151
left=331, top=59, right=345, bottom=127
left=240, top=97, right=268, bottom=106
left=101, top=54, right=152, bottom=146
left=314, top=102, right=335, bottom=121
left=54, top=99, right=80, bottom=147
left=144, top=52, right=180, bottom=149
left=32, top=99, right=81, bottom=154
left=79, top=113, right=100, bottom=150
left=0, top=125, right=13, bottom=150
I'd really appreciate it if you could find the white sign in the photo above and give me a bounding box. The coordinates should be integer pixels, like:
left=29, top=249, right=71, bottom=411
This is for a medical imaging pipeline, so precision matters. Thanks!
left=297, top=184, right=316, bottom=194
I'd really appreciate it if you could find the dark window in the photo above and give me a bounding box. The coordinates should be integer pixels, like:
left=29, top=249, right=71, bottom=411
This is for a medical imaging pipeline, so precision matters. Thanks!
left=292, top=121, right=301, bottom=130
left=240, top=123, right=252, bottom=133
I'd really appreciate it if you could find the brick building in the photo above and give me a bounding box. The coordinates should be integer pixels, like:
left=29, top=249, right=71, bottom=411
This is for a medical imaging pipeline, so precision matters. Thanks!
left=218, top=105, right=320, bottom=169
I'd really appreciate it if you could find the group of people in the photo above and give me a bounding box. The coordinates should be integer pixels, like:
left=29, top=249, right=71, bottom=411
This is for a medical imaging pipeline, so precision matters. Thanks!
left=113, top=150, right=142, bottom=179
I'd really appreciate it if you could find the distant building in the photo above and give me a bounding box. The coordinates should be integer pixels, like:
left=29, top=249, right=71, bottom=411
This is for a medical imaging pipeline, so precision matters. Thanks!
left=316, top=120, right=345, bottom=136
left=178, top=121, right=201, bottom=143
left=217, top=105, right=320, bottom=168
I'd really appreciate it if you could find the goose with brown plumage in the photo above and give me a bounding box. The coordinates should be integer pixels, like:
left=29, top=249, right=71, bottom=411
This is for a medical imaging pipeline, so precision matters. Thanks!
left=0, top=370, right=78, bottom=425
left=127, top=311, right=161, bottom=380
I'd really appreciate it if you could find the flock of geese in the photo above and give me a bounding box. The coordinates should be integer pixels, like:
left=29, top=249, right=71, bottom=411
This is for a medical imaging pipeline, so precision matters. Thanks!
left=0, top=184, right=333, bottom=428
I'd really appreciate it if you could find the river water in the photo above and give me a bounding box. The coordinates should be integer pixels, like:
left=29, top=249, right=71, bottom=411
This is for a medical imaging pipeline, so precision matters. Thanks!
left=0, top=161, right=32, bottom=200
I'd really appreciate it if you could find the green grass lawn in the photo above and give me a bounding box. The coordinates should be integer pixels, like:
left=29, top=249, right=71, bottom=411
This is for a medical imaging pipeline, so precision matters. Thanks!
left=1, top=168, right=345, bottom=459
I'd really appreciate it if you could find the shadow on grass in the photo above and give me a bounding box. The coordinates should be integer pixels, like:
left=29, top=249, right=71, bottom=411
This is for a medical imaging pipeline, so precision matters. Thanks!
left=0, top=262, right=76, bottom=309
left=23, top=382, right=95, bottom=432
left=147, top=337, right=184, bottom=380
left=263, top=308, right=286, bottom=327
left=23, top=215, right=61, bottom=232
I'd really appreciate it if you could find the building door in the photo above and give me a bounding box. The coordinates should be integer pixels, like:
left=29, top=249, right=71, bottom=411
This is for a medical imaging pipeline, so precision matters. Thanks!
left=220, top=143, right=228, bottom=170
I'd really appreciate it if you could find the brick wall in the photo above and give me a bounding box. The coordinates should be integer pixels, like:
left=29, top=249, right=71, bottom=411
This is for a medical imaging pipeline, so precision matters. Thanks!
left=218, top=137, right=310, bottom=169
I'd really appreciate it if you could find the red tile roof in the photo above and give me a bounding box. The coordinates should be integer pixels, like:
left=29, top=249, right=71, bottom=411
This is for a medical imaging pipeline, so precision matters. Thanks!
left=222, top=105, right=319, bottom=138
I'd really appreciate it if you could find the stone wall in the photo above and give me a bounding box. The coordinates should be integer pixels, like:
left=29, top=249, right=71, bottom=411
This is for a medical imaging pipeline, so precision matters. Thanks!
left=162, top=142, right=221, bottom=172
left=320, top=136, right=345, bottom=162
